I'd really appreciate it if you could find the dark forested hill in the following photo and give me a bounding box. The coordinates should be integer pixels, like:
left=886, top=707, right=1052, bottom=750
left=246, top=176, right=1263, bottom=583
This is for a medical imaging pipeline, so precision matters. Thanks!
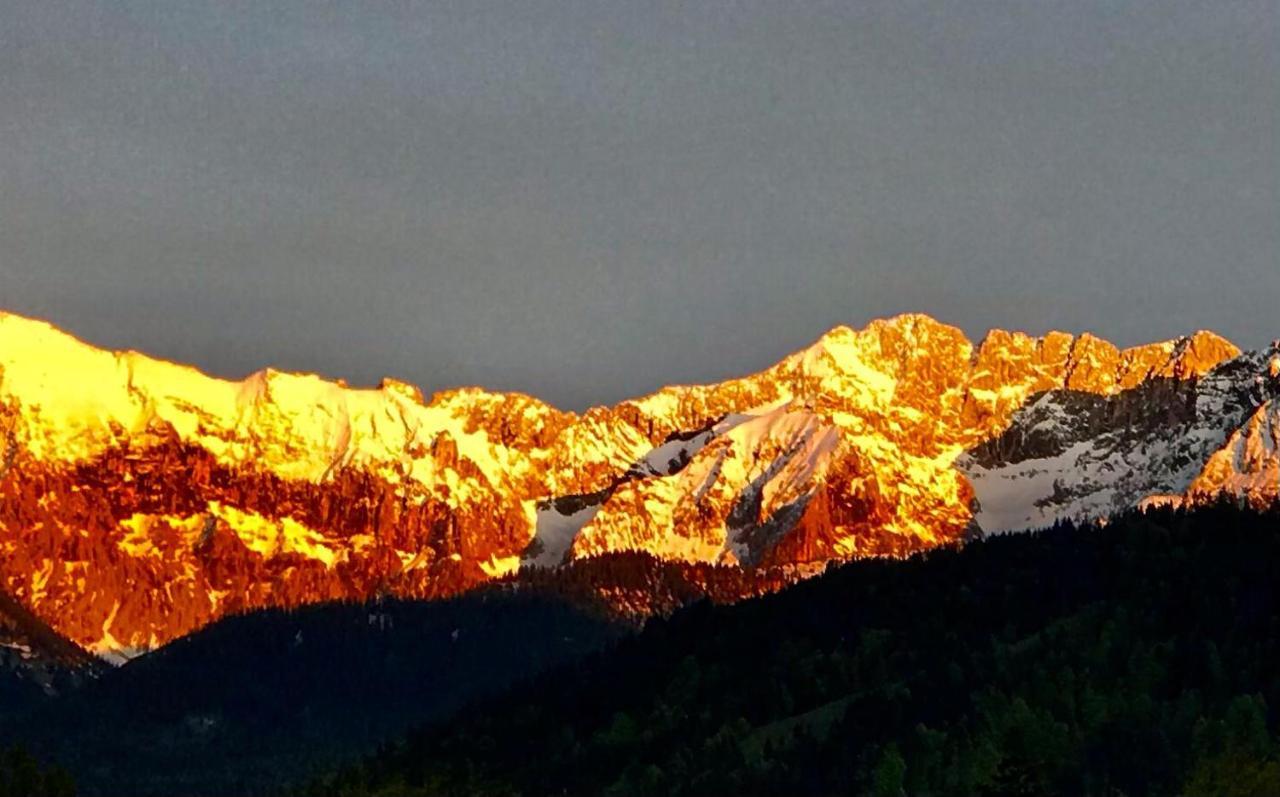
left=9, top=593, right=623, bottom=797
left=0, top=551, right=792, bottom=797
left=309, top=503, right=1280, bottom=797
left=0, top=590, right=100, bottom=727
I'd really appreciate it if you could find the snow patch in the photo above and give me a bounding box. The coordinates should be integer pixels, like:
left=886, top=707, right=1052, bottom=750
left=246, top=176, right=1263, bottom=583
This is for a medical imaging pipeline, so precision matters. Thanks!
left=525, top=501, right=602, bottom=567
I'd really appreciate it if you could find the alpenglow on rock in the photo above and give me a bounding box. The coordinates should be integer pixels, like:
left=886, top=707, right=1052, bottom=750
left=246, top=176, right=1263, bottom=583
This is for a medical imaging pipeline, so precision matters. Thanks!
left=0, top=310, right=1276, bottom=657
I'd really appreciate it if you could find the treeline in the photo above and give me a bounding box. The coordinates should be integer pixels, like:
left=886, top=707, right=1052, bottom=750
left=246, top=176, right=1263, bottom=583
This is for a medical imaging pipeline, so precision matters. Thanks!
left=500, top=550, right=800, bottom=621
left=306, top=502, right=1280, bottom=796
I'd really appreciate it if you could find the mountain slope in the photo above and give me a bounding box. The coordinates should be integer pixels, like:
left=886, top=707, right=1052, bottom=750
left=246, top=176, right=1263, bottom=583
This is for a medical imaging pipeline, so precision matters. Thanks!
left=961, top=347, right=1280, bottom=531
left=0, top=310, right=1275, bottom=656
left=309, top=504, right=1280, bottom=797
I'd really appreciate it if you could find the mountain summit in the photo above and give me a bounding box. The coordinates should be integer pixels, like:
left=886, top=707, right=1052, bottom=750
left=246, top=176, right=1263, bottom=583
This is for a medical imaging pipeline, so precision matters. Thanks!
left=0, top=310, right=1274, bottom=657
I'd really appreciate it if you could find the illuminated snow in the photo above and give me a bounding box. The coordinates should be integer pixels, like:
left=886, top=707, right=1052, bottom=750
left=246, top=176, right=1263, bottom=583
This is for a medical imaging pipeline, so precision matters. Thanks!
left=526, top=502, right=601, bottom=567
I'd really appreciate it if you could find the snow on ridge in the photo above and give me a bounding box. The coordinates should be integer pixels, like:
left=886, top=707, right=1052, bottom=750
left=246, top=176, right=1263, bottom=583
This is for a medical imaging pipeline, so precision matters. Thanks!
left=961, top=345, right=1280, bottom=533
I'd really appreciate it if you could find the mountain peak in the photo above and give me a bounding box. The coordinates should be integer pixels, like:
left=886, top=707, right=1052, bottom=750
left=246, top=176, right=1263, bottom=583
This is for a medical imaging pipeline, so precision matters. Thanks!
left=1169, top=330, right=1242, bottom=376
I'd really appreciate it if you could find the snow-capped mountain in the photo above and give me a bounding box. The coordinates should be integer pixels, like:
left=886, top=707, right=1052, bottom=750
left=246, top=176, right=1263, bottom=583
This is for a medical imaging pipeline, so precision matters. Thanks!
left=0, top=310, right=1275, bottom=658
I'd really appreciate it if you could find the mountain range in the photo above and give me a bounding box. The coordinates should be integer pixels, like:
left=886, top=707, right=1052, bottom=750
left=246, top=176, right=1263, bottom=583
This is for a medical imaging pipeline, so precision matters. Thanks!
left=1, top=310, right=1277, bottom=659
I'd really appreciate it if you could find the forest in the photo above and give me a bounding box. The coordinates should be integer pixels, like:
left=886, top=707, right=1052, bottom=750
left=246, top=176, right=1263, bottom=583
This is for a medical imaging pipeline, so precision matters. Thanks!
left=306, top=502, right=1280, bottom=797
left=7, top=593, right=620, bottom=796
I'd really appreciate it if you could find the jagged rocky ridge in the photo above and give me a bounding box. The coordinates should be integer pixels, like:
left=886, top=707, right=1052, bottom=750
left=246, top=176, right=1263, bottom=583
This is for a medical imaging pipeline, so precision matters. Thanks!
left=0, top=310, right=1276, bottom=657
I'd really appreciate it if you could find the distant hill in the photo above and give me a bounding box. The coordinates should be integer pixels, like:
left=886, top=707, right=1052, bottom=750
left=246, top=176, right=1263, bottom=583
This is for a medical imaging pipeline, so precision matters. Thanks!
left=310, top=503, right=1280, bottom=797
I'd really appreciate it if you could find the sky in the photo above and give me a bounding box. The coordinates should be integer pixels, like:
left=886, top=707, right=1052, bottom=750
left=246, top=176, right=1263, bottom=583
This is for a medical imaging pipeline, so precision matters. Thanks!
left=1, top=1, right=1275, bottom=409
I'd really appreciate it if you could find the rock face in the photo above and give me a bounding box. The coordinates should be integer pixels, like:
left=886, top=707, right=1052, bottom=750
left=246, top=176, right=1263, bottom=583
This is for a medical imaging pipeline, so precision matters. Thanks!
left=0, top=310, right=1275, bottom=657
left=1187, top=398, right=1280, bottom=507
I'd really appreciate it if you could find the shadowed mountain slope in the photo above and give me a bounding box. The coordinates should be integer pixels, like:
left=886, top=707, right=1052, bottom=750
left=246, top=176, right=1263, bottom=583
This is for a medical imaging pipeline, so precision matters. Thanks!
left=310, top=503, right=1280, bottom=797
left=10, top=590, right=622, bottom=797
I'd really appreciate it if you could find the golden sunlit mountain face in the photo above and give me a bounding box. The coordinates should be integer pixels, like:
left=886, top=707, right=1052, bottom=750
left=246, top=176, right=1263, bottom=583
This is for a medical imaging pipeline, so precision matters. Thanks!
left=0, top=309, right=1270, bottom=658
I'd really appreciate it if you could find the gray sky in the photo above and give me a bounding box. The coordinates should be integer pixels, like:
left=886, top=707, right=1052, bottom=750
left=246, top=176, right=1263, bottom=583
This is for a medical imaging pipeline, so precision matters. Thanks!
left=1, top=1, right=1275, bottom=409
